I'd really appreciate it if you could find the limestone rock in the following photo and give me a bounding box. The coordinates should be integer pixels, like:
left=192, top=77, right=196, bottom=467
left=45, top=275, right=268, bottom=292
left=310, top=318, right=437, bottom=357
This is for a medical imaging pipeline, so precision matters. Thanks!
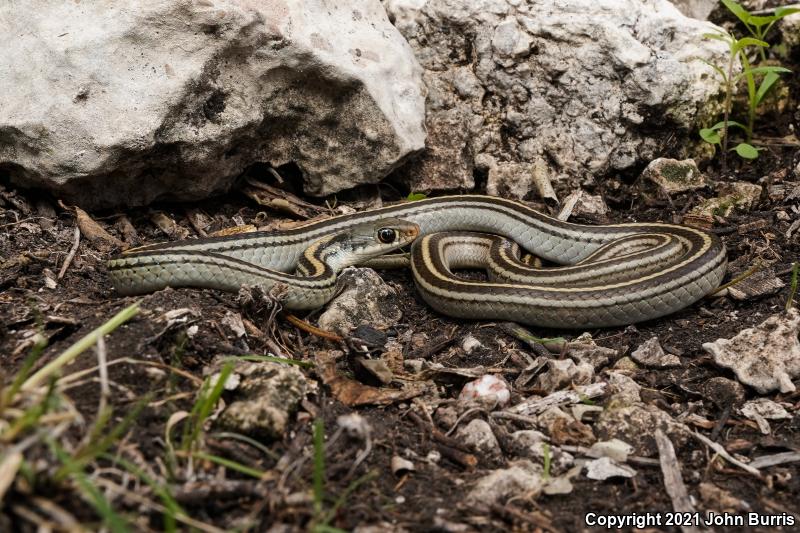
left=690, top=181, right=762, bottom=218
left=640, top=158, right=706, bottom=194
left=385, top=0, right=731, bottom=194
left=670, top=0, right=719, bottom=20
left=219, top=361, right=308, bottom=439
left=454, top=419, right=500, bottom=455
left=317, top=268, right=403, bottom=336
left=466, top=460, right=544, bottom=508
left=631, top=336, right=681, bottom=368
left=702, top=309, right=800, bottom=394
left=1, top=1, right=425, bottom=208
left=596, top=402, right=689, bottom=456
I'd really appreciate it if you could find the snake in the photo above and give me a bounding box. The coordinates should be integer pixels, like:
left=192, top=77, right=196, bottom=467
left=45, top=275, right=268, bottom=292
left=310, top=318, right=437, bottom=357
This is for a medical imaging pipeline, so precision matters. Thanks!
left=107, top=218, right=419, bottom=310
left=106, top=195, right=727, bottom=328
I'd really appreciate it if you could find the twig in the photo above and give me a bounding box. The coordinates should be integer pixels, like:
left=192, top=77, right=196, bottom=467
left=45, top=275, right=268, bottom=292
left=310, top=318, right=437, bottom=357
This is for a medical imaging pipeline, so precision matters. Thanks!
left=444, top=407, right=485, bottom=437
left=284, top=314, right=343, bottom=342
left=558, top=445, right=660, bottom=466
left=490, top=503, right=563, bottom=533
left=708, top=260, right=764, bottom=296
left=406, top=411, right=477, bottom=468
left=692, top=431, right=761, bottom=476
left=93, top=477, right=226, bottom=533
left=655, top=430, right=708, bottom=533
left=57, top=226, right=81, bottom=280
left=504, top=382, right=607, bottom=416
left=57, top=356, right=203, bottom=389
left=748, top=451, right=800, bottom=469
left=786, top=262, right=798, bottom=312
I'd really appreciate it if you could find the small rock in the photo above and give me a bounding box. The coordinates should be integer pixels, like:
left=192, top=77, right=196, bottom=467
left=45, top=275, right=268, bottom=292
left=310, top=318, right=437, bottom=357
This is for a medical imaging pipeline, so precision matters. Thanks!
left=534, top=359, right=594, bottom=393
left=740, top=398, right=792, bottom=435
left=458, top=375, right=511, bottom=408
left=219, top=361, right=308, bottom=440
left=317, top=268, right=402, bottom=336
left=588, top=439, right=634, bottom=462
left=557, top=189, right=610, bottom=222
left=690, top=182, right=762, bottom=218
left=612, top=356, right=640, bottom=372
left=391, top=456, right=415, bottom=476
left=454, top=419, right=500, bottom=455
left=698, top=377, right=746, bottom=409
left=605, top=372, right=642, bottom=404
left=221, top=311, right=247, bottom=338
left=585, top=457, right=637, bottom=480
left=702, top=309, right=800, bottom=393
left=486, top=161, right=536, bottom=200
left=631, top=337, right=681, bottom=368
left=352, top=325, right=389, bottom=348
left=434, top=406, right=459, bottom=430
left=510, top=430, right=549, bottom=449
left=537, top=407, right=596, bottom=446
left=466, top=460, right=544, bottom=508
left=358, top=358, right=394, bottom=385
left=781, top=11, right=800, bottom=49
left=461, top=335, right=484, bottom=354
left=596, top=402, right=689, bottom=456
left=671, top=0, right=719, bottom=20
left=641, top=158, right=706, bottom=194
left=571, top=404, right=604, bottom=422
left=568, top=334, right=617, bottom=371
left=403, top=359, right=424, bottom=374
left=337, top=413, right=372, bottom=440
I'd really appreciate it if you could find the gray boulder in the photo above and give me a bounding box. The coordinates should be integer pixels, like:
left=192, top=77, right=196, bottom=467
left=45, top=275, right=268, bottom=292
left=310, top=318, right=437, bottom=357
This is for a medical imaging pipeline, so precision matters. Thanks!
left=384, top=0, right=732, bottom=197
left=0, top=0, right=426, bottom=208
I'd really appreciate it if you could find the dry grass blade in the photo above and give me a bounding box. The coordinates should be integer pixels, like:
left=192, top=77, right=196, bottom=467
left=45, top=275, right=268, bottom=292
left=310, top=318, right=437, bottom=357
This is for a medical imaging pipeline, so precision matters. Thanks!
left=94, top=477, right=227, bottom=533
left=0, top=451, right=23, bottom=501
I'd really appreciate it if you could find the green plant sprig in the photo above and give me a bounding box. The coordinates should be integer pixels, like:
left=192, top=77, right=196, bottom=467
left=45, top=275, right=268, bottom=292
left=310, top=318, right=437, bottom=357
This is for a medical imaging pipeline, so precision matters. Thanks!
left=699, top=0, right=794, bottom=166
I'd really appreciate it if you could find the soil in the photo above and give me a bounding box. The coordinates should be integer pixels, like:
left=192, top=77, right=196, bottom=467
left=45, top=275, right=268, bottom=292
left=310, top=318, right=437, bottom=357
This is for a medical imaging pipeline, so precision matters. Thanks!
left=2, top=11, right=800, bottom=530
left=1, top=142, right=799, bottom=532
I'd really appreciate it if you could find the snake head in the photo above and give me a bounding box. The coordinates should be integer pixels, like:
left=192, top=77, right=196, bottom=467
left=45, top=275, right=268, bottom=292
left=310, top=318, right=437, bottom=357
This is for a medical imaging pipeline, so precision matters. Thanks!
left=322, top=218, right=419, bottom=271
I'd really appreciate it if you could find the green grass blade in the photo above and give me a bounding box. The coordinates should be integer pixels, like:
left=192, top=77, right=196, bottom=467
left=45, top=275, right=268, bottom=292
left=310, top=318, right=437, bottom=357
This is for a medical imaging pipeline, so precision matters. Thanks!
left=1, top=334, right=48, bottom=409
left=320, top=470, right=378, bottom=526
left=192, top=452, right=266, bottom=479
left=102, top=452, right=184, bottom=533
left=2, top=378, right=59, bottom=442
left=22, top=303, right=140, bottom=391
left=57, top=395, right=151, bottom=480
left=542, top=443, right=551, bottom=480
left=786, top=263, right=799, bottom=312
left=50, top=441, right=131, bottom=533
left=182, top=362, right=234, bottom=452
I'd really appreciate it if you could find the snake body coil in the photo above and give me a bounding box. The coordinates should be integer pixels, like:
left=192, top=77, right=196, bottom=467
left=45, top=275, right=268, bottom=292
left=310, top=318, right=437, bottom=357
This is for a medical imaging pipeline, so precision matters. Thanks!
left=107, top=195, right=726, bottom=327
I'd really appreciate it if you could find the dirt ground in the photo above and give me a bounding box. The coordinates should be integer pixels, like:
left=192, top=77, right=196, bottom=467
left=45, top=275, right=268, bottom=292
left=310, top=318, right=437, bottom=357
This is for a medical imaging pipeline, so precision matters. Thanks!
left=3, top=8, right=800, bottom=527
left=1, top=135, right=799, bottom=532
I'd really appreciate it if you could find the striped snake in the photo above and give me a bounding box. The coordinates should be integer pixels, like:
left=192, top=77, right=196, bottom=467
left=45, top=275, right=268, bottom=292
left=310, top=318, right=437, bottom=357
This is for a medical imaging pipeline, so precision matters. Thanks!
left=108, top=219, right=419, bottom=310
left=107, top=195, right=727, bottom=328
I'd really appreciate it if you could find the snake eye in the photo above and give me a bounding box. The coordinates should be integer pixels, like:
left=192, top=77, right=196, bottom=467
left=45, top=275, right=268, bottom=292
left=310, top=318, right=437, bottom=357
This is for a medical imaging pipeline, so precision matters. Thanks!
left=377, top=227, right=397, bottom=244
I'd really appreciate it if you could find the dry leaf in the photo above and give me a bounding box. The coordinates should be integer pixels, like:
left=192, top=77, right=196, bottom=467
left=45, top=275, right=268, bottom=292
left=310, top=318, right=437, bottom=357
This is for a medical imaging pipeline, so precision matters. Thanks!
left=315, top=350, right=431, bottom=407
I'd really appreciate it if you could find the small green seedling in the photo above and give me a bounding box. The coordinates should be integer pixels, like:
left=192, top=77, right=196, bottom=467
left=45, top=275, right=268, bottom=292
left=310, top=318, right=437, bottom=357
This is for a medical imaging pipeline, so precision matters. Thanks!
left=699, top=1, right=794, bottom=166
